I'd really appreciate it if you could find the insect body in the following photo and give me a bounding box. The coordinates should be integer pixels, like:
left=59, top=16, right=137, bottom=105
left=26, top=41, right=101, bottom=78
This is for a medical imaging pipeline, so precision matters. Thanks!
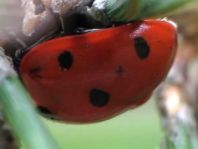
left=19, top=20, right=177, bottom=123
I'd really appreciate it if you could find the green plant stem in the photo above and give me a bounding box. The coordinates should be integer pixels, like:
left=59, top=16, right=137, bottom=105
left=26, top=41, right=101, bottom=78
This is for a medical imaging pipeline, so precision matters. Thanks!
left=0, top=76, right=59, bottom=149
left=0, top=76, right=57, bottom=149
left=91, top=0, right=194, bottom=22
left=0, top=48, right=58, bottom=149
left=138, top=0, right=191, bottom=18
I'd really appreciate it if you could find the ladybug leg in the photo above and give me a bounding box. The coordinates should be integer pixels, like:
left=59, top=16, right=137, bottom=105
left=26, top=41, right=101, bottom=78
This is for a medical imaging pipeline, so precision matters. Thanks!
left=57, top=14, right=66, bottom=34
left=22, top=0, right=111, bottom=36
left=48, top=1, right=112, bottom=36
left=48, top=11, right=68, bottom=35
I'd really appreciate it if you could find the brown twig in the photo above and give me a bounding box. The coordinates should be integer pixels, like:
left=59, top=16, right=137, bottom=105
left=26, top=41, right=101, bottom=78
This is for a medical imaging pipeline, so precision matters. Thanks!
left=0, top=114, right=18, bottom=149
left=156, top=6, right=198, bottom=149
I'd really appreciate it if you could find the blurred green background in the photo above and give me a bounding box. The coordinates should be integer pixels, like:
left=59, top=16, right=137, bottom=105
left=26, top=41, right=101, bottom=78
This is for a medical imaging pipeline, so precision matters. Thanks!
left=0, top=1, right=164, bottom=149
left=43, top=99, right=161, bottom=149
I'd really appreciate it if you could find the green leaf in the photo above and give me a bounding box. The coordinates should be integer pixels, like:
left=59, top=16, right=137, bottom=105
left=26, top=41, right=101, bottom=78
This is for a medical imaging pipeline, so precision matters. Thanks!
left=92, top=0, right=194, bottom=22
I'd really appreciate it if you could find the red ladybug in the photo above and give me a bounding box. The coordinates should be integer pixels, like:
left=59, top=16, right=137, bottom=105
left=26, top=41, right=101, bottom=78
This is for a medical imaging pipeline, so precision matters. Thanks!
left=19, top=19, right=177, bottom=123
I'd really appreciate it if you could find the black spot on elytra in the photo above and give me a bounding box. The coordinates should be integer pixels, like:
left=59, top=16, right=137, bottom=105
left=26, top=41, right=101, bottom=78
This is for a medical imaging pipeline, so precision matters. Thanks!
left=29, top=67, right=43, bottom=79
left=90, top=89, right=110, bottom=107
left=33, top=0, right=45, bottom=15
left=116, top=65, right=125, bottom=77
left=30, top=67, right=41, bottom=74
left=37, top=106, right=59, bottom=120
left=58, top=51, right=73, bottom=71
left=134, top=37, right=150, bottom=59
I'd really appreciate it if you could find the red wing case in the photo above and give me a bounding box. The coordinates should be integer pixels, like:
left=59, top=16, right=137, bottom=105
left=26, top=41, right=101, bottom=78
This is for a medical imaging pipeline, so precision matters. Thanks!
left=20, top=20, right=177, bottom=123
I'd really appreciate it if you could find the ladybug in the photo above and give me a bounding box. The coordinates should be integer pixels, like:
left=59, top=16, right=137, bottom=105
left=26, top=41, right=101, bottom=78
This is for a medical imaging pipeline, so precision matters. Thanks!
left=18, top=19, right=177, bottom=123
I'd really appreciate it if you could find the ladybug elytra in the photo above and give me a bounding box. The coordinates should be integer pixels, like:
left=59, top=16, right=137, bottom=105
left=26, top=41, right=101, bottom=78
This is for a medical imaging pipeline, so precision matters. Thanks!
left=19, top=19, right=177, bottom=123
